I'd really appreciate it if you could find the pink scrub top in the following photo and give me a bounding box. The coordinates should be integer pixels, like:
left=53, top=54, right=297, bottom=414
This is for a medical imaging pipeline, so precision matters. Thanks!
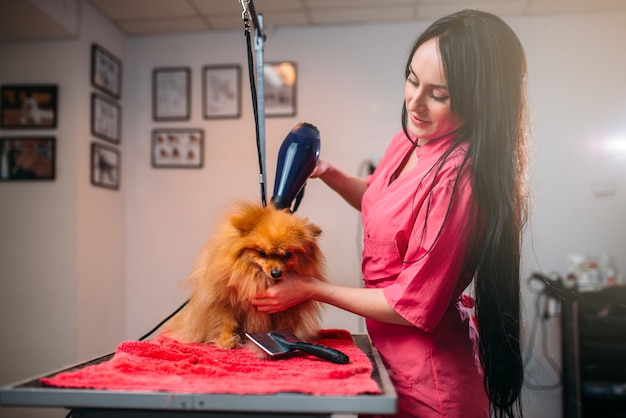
left=361, top=130, right=489, bottom=418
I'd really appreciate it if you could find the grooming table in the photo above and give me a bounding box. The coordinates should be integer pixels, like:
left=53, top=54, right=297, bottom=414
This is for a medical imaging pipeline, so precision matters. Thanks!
left=0, top=334, right=396, bottom=417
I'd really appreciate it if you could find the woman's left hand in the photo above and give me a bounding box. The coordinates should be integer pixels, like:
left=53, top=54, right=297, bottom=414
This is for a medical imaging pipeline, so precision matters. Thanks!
left=251, top=272, right=315, bottom=314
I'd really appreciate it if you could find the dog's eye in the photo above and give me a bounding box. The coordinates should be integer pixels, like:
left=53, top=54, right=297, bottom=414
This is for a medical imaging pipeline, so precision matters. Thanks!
left=283, top=252, right=292, bottom=259
left=259, top=250, right=268, bottom=258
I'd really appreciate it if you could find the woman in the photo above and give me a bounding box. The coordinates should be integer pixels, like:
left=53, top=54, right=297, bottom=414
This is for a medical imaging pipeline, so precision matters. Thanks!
left=253, top=9, right=528, bottom=418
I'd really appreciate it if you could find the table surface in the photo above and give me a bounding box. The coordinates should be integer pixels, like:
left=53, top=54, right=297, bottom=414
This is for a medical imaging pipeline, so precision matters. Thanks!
left=0, top=334, right=397, bottom=415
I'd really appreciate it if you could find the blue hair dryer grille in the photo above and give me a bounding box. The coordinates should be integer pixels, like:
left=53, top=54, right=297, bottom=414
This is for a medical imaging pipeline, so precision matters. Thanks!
left=272, top=122, right=320, bottom=211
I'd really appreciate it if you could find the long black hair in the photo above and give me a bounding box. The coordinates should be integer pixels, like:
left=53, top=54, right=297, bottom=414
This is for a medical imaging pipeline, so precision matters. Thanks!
left=401, top=10, right=529, bottom=418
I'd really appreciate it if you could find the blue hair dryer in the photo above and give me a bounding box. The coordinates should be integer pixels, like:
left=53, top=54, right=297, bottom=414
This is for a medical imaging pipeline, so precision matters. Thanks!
left=272, top=122, right=321, bottom=212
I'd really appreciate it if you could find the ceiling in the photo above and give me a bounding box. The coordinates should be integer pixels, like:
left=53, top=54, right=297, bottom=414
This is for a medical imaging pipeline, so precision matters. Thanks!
left=88, top=0, right=626, bottom=35
left=2, top=0, right=626, bottom=41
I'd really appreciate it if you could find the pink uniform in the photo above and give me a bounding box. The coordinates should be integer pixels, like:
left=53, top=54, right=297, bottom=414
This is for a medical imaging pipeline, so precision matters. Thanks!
left=361, top=130, right=489, bottom=418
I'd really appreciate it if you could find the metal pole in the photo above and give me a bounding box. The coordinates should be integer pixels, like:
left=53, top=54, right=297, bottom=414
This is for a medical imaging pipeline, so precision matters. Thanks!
left=254, top=14, right=266, bottom=204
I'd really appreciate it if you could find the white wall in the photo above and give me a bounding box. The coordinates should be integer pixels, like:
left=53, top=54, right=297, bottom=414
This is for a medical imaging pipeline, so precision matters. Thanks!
left=517, top=12, right=626, bottom=275
left=0, top=2, right=125, bottom=417
left=1, top=5, right=626, bottom=418
left=0, top=42, right=80, bottom=418
left=72, top=0, right=126, bottom=365
left=515, top=13, right=626, bottom=415
left=0, top=39, right=78, bottom=378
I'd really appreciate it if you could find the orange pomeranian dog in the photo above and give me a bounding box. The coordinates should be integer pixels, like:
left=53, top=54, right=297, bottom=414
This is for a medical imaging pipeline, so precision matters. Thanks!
left=165, top=200, right=327, bottom=349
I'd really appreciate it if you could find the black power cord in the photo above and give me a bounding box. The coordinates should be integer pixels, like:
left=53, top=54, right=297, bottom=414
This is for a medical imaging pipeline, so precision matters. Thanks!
left=523, top=273, right=562, bottom=391
left=138, top=299, right=189, bottom=341
left=243, top=14, right=267, bottom=207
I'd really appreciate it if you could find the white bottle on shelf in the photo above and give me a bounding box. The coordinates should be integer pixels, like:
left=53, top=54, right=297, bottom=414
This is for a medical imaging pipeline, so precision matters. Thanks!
left=599, top=253, right=617, bottom=287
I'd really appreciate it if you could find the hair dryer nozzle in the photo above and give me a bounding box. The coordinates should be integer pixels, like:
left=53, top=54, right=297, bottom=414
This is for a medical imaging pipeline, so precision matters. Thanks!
left=272, top=122, right=321, bottom=211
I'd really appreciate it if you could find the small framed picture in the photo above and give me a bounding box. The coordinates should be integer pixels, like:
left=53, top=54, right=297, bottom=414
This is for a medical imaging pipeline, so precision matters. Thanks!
left=91, top=43, right=122, bottom=100
left=0, top=136, right=55, bottom=181
left=1, top=85, right=58, bottom=129
left=263, top=62, right=297, bottom=117
left=91, top=93, right=121, bottom=144
left=91, top=142, right=120, bottom=190
left=203, top=64, right=241, bottom=119
left=153, top=67, right=191, bottom=121
left=152, top=129, right=204, bottom=168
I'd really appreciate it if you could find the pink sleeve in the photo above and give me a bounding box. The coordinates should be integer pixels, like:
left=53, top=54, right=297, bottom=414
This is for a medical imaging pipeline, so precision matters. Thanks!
left=383, top=173, right=476, bottom=332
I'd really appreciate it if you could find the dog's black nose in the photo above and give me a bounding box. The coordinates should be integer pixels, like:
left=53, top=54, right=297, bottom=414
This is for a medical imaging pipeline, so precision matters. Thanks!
left=270, top=269, right=283, bottom=279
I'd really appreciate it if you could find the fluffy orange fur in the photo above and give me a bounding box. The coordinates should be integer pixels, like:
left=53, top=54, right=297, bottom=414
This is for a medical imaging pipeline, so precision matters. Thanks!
left=165, top=200, right=327, bottom=349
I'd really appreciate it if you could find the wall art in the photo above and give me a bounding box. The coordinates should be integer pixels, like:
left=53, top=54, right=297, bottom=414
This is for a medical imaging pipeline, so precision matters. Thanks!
left=91, top=43, right=122, bottom=100
left=152, top=128, right=204, bottom=168
left=0, top=85, right=58, bottom=129
left=203, top=65, right=241, bottom=119
left=0, top=136, right=55, bottom=181
left=91, top=93, right=121, bottom=144
left=91, top=142, right=120, bottom=190
left=263, top=62, right=297, bottom=117
left=153, top=67, right=191, bottom=121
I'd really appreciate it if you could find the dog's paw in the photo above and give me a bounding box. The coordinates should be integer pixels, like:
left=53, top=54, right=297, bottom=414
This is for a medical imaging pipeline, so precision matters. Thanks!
left=216, top=333, right=241, bottom=349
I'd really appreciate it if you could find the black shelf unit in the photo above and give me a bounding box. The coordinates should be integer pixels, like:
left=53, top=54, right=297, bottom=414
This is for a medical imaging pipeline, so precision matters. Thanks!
left=561, top=287, right=626, bottom=418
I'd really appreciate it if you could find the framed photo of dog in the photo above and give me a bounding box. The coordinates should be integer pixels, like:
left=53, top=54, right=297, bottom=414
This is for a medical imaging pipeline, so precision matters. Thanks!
left=203, top=65, right=241, bottom=119
left=152, top=128, right=204, bottom=169
left=153, top=67, right=191, bottom=121
left=91, top=93, right=121, bottom=144
left=0, top=136, right=56, bottom=181
left=91, top=142, right=120, bottom=190
left=263, top=62, right=297, bottom=117
left=0, top=85, right=58, bottom=129
left=91, top=43, right=122, bottom=100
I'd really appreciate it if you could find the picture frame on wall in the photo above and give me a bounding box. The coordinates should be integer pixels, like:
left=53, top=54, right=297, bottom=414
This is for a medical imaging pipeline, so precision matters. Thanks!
left=263, top=62, right=297, bottom=117
left=203, top=64, right=241, bottom=119
left=153, top=67, right=191, bottom=121
left=91, top=43, right=122, bottom=100
left=0, top=136, right=55, bottom=181
left=0, top=85, right=58, bottom=129
left=91, top=142, right=120, bottom=190
left=152, top=128, right=204, bottom=169
left=91, top=93, right=121, bottom=144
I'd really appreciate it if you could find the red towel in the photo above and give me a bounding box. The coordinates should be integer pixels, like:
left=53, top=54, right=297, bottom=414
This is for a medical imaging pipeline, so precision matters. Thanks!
left=41, top=329, right=381, bottom=396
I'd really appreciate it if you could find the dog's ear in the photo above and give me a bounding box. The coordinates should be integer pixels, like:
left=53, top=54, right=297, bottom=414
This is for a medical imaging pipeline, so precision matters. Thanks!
left=229, top=203, right=265, bottom=236
left=306, top=223, right=322, bottom=238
